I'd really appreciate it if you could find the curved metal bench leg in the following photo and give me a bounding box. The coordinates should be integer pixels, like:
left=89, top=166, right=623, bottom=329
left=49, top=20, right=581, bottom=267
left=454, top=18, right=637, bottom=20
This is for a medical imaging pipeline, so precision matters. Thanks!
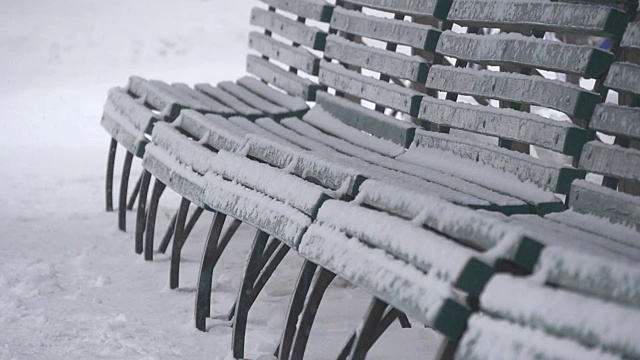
left=105, top=138, right=117, bottom=212
left=158, top=211, right=178, bottom=255
left=144, top=179, right=166, bottom=261
left=349, top=298, right=388, bottom=360
left=194, top=215, right=242, bottom=331
left=135, top=170, right=152, bottom=254
left=290, top=268, right=336, bottom=360
left=127, top=172, right=143, bottom=210
left=183, top=206, right=204, bottom=239
left=118, top=151, right=134, bottom=231
left=170, top=198, right=191, bottom=290
left=232, top=240, right=290, bottom=359
left=277, top=261, right=318, bottom=360
left=435, top=339, right=459, bottom=360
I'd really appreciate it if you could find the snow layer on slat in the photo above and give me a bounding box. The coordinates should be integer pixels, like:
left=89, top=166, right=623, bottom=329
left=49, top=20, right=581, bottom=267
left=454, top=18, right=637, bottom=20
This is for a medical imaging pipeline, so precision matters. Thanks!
left=481, top=274, right=640, bottom=358
left=259, top=0, right=333, bottom=22
left=250, top=7, right=326, bottom=50
left=345, top=0, right=448, bottom=19
left=203, top=173, right=311, bottom=247
left=319, top=61, right=423, bottom=115
left=209, top=150, right=328, bottom=216
left=569, top=180, right=640, bottom=231
left=357, top=179, right=525, bottom=260
left=256, top=118, right=332, bottom=151
left=176, top=110, right=245, bottom=153
left=315, top=91, right=416, bottom=148
left=325, top=35, right=430, bottom=82
left=228, top=116, right=301, bottom=150
left=126, top=76, right=183, bottom=118
left=437, top=31, right=613, bottom=77
left=246, top=55, right=320, bottom=101
left=447, top=0, right=628, bottom=38
left=105, top=88, right=158, bottom=133
left=237, top=76, right=308, bottom=113
left=248, top=32, right=320, bottom=76
left=509, top=214, right=640, bottom=261
left=591, top=103, right=640, bottom=140
left=580, top=141, right=640, bottom=180
left=399, top=142, right=561, bottom=205
left=170, top=83, right=235, bottom=116
left=318, top=200, right=476, bottom=281
left=151, top=123, right=216, bottom=175
left=418, top=96, right=587, bottom=156
left=100, top=105, right=148, bottom=158
left=605, top=62, right=640, bottom=96
left=302, top=106, right=406, bottom=157
left=218, top=80, right=289, bottom=117
left=283, top=117, right=521, bottom=207
left=547, top=210, right=640, bottom=249
left=329, top=7, right=441, bottom=51
left=143, top=145, right=207, bottom=208
left=407, top=130, right=578, bottom=195
left=456, top=315, right=622, bottom=360
left=244, top=135, right=363, bottom=197
left=539, top=246, right=640, bottom=308
left=194, top=83, right=262, bottom=119
left=149, top=80, right=211, bottom=113
left=426, top=65, right=599, bottom=119
left=621, top=22, right=640, bottom=50
left=298, top=224, right=452, bottom=326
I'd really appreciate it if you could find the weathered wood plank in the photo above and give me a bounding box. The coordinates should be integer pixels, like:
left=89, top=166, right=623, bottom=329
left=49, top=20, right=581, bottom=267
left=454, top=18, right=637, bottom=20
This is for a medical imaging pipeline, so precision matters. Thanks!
left=330, top=7, right=441, bottom=51
left=343, top=0, right=452, bottom=20
left=426, top=65, right=601, bottom=120
left=418, top=96, right=589, bottom=155
left=621, top=21, right=640, bottom=51
left=590, top=103, right=640, bottom=140
left=101, top=108, right=148, bottom=158
left=217, top=78, right=290, bottom=117
left=569, top=179, right=640, bottom=232
left=412, top=130, right=584, bottom=194
left=447, top=0, right=629, bottom=38
left=579, top=141, right=640, bottom=181
left=248, top=32, right=320, bottom=76
left=259, top=0, right=333, bottom=22
left=246, top=55, right=322, bottom=102
left=170, top=83, right=236, bottom=116
left=126, top=76, right=184, bottom=118
left=177, top=110, right=246, bottom=153
left=325, top=35, right=430, bottom=82
left=250, top=7, right=327, bottom=50
left=604, top=62, right=640, bottom=96
left=105, top=88, right=159, bottom=134
left=319, top=61, right=423, bottom=115
left=315, top=91, right=415, bottom=147
left=194, top=83, right=262, bottom=119
left=236, top=76, right=309, bottom=114
left=437, top=31, right=614, bottom=78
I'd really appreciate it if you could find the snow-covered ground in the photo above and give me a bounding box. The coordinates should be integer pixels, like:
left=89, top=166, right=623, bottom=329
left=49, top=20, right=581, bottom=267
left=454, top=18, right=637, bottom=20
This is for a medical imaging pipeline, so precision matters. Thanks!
left=0, top=1, right=439, bottom=358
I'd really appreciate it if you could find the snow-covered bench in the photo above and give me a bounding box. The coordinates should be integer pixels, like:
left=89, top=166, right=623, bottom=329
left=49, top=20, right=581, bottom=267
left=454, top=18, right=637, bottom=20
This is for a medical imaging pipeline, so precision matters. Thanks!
left=100, top=0, right=332, bottom=231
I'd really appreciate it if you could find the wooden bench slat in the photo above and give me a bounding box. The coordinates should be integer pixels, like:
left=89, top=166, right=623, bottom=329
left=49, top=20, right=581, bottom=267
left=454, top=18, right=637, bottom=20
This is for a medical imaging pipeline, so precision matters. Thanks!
left=604, top=62, right=640, bottom=96
left=105, top=88, right=158, bottom=134
left=101, top=102, right=149, bottom=158
left=126, top=76, right=184, bottom=118
left=418, top=96, right=589, bottom=156
left=325, top=35, right=431, bottom=82
left=569, top=180, right=640, bottom=232
left=591, top=103, right=640, bottom=140
left=194, top=83, right=263, bottom=119
left=282, top=117, right=527, bottom=210
left=546, top=210, right=640, bottom=250
left=151, top=122, right=216, bottom=175
left=258, top=0, right=333, bottom=22
left=255, top=117, right=333, bottom=151
left=250, top=7, right=327, bottom=50
left=217, top=78, right=290, bottom=117
left=447, top=0, right=629, bottom=38
left=177, top=110, right=246, bottom=153
left=236, top=76, right=309, bottom=114
left=425, top=65, right=601, bottom=120
left=579, top=141, right=640, bottom=181
left=410, top=130, right=584, bottom=195
left=302, top=106, right=406, bottom=157
left=343, top=0, right=452, bottom=20
left=246, top=55, right=321, bottom=102
left=170, top=83, right=236, bottom=116
left=299, top=224, right=471, bottom=340
left=149, top=80, right=215, bottom=113
left=228, top=116, right=302, bottom=149
left=621, top=21, right=640, bottom=51
left=248, top=32, right=320, bottom=76
left=203, top=172, right=311, bottom=248
left=480, top=274, right=640, bottom=359
left=457, top=315, right=619, bottom=360
left=315, top=91, right=416, bottom=147
left=436, top=31, right=614, bottom=78
left=330, top=7, right=441, bottom=51
left=319, top=61, right=423, bottom=115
